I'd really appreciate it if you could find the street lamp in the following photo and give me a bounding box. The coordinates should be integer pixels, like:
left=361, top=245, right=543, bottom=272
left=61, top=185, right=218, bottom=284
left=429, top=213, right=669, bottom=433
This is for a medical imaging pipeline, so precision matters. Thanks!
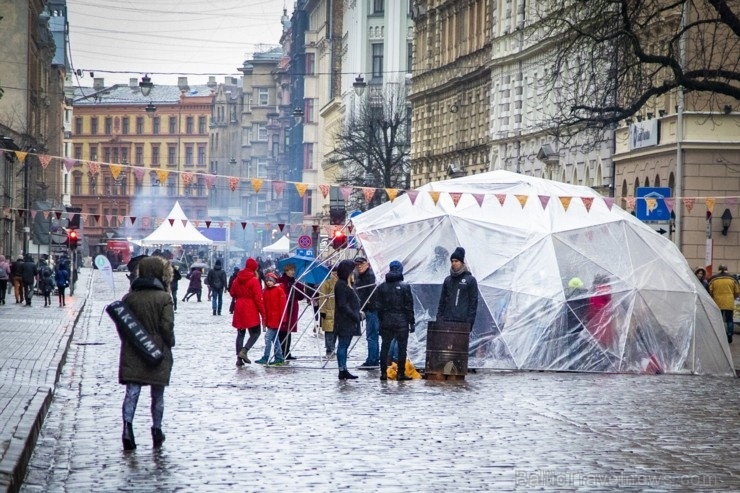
left=721, top=208, right=732, bottom=235
left=353, top=75, right=367, bottom=97
left=144, top=101, right=157, bottom=116
left=139, top=74, right=153, bottom=97
left=292, top=107, right=304, bottom=125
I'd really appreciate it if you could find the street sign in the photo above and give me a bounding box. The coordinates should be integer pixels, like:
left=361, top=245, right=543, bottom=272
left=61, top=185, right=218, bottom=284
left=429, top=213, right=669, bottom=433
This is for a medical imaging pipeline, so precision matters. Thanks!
left=298, top=235, right=312, bottom=249
left=651, top=221, right=671, bottom=235
left=296, top=248, right=314, bottom=257
left=635, top=187, right=672, bottom=222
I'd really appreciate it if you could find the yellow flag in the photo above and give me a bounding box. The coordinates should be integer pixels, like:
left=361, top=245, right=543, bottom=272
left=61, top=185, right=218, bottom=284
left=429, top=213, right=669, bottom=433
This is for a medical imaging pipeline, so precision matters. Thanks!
left=295, top=183, right=308, bottom=198
left=251, top=178, right=263, bottom=194
left=109, top=163, right=123, bottom=180
left=156, top=170, right=170, bottom=184
left=385, top=188, right=398, bottom=201
left=429, top=191, right=441, bottom=205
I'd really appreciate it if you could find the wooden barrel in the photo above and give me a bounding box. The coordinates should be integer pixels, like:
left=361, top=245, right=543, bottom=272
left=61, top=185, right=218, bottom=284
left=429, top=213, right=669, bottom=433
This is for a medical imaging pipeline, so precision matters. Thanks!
left=424, top=321, right=470, bottom=380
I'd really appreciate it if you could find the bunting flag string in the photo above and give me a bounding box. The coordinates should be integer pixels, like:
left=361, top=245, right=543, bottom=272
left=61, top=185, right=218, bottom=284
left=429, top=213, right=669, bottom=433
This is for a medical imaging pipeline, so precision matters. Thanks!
left=251, top=178, right=263, bottom=194
left=228, top=176, right=240, bottom=192
left=38, top=154, right=52, bottom=169
left=449, top=192, right=462, bottom=207
left=318, top=183, right=330, bottom=199
left=385, top=188, right=399, bottom=202
left=295, top=183, right=309, bottom=198
left=109, top=163, right=123, bottom=179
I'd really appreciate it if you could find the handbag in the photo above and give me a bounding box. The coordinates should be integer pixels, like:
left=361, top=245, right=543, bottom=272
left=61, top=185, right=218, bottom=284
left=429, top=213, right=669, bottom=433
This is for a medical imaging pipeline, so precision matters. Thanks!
left=106, top=300, right=164, bottom=366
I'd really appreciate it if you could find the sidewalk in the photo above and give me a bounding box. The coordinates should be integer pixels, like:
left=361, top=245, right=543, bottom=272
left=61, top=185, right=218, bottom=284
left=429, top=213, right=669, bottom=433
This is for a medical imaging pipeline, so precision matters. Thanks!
left=0, top=273, right=88, bottom=493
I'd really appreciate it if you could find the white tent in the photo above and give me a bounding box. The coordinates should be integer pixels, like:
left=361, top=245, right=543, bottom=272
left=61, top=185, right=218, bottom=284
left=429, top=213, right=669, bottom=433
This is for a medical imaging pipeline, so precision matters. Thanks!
left=139, top=201, right=213, bottom=246
left=352, top=170, right=734, bottom=376
left=263, top=235, right=290, bottom=254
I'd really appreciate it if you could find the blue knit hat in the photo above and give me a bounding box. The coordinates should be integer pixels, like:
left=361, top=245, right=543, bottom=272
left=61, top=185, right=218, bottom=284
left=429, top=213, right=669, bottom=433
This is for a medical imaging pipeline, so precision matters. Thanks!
left=389, top=260, right=403, bottom=274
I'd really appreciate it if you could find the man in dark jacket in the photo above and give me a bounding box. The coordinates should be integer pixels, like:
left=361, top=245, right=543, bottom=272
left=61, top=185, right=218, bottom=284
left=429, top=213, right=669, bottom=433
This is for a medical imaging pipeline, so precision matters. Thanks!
left=436, top=247, right=478, bottom=329
left=21, top=255, right=38, bottom=306
left=206, top=259, right=228, bottom=316
left=376, top=260, right=416, bottom=381
left=11, top=255, right=25, bottom=303
left=354, top=256, right=380, bottom=369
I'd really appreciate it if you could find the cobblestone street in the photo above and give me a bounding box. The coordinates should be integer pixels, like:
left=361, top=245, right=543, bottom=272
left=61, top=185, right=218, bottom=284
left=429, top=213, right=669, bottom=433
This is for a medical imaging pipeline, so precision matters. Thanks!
left=15, top=271, right=740, bottom=491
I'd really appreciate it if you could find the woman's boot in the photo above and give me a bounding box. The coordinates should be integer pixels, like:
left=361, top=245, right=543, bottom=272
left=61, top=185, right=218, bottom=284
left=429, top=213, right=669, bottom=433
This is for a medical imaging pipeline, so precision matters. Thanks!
left=151, top=427, right=166, bottom=448
left=338, top=369, right=358, bottom=380
left=122, top=421, right=136, bottom=450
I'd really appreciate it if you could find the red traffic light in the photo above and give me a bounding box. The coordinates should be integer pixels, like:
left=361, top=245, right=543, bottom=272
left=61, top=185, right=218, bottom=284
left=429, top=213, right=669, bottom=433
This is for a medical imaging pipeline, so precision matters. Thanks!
left=69, top=230, right=78, bottom=240
left=68, top=229, right=79, bottom=250
left=331, top=230, right=347, bottom=250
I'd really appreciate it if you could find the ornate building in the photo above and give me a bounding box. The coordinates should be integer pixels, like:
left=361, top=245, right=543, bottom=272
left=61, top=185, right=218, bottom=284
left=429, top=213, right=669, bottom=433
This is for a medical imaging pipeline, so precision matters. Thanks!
left=68, top=77, right=212, bottom=253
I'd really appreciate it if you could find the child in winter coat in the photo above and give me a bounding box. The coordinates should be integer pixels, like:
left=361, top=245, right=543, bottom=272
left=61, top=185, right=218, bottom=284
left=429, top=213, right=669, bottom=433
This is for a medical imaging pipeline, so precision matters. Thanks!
left=255, top=272, right=288, bottom=365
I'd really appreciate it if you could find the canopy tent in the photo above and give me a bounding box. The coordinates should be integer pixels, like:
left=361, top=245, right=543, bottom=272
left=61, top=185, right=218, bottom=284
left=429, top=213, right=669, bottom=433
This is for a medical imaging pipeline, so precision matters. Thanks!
left=139, top=201, right=213, bottom=246
left=352, top=170, right=734, bottom=376
left=263, top=235, right=290, bottom=254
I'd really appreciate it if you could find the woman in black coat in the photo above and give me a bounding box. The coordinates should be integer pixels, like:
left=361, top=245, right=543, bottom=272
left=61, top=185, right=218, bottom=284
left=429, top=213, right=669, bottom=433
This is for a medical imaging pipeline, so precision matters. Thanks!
left=334, top=259, right=362, bottom=380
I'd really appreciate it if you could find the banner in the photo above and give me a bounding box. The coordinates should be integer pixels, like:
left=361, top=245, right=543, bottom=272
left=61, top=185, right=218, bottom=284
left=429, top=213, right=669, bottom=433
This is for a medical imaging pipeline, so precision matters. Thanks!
left=95, top=254, right=116, bottom=298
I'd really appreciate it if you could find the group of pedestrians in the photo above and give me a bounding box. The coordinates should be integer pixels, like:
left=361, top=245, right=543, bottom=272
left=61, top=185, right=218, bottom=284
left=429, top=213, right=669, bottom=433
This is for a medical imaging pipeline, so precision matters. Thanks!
left=0, top=254, right=72, bottom=308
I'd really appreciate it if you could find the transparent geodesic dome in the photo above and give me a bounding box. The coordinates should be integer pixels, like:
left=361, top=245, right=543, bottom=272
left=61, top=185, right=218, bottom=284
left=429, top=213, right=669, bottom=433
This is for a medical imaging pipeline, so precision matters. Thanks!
left=352, top=171, right=734, bottom=376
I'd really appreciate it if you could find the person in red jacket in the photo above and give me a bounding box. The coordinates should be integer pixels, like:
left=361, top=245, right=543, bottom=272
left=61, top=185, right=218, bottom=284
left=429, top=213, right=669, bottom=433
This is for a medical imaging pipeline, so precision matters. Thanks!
left=278, top=263, right=306, bottom=360
left=255, top=272, right=288, bottom=365
left=230, top=258, right=266, bottom=366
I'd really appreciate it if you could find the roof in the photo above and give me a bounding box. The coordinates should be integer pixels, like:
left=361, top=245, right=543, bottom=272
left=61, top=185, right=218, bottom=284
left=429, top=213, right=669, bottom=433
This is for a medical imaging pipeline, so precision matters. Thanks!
left=139, top=201, right=213, bottom=246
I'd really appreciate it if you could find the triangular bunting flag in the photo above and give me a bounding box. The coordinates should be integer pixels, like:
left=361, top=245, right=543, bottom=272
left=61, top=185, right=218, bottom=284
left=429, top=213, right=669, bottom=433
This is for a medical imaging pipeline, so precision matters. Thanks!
left=228, top=176, right=240, bottom=192
left=603, top=197, right=614, bottom=211
left=106, top=214, right=114, bottom=225
left=241, top=222, right=248, bottom=230
left=181, top=219, right=188, bottom=227
left=15, top=151, right=28, bottom=162
left=683, top=198, right=695, bottom=213
left=93, top=214, right=100, bottom=225
left=109, top=163, right=123, bottom=179
left=385, top=188, right=399, bottom=202
left=449, top=192, right=462, bottom=207
left=318, top=184, right=329, bottom=199
left=156, top=170, right=170, bottom=184
left=42, top=210, right=49, bottom=220
left=664, top=198, right=675, bottom=213
left=63, top=158, right=76, bottom=172
left=428, top=191, right=441, bottom=205
left=181, top=172, right=194, bottom=186
left=130, top=216, right=137, bottom=225
left=272, top=180, right=286, bottom=197
left=560, top=196, right=573, bottom=211
left=251, top=178, right=263, bottom=194
left=17, top=209, right=24, bottom=218
left=407, top=190, right=418, bottom=205
left=38, top=154, right=52, bottom=169
left=705, top=197, right=715, bottom=214
left=582, top=197, right=594, bottom=212
left=31, top=210, right=37, bottom=220
left=133, top=167, right=146, bottom=182
left=472, top=193, right=485, bottom=207
left=312, top=225, right=319, bottom=233
left=278, top=223, right=285, bottom=232
left=205, top=220, right=212, bottom=228
left=168, top=218, right=175, bottom=226
left=515, top=195, right=528, bottom=208
left=88, top=161, right=101, bottom=175
left=295, top=183, right=309, bottom=198
left=495, top=193, right=506, bottom=206
left=363, top=187, right=376, bottom=204
left=340, top=186, right=353, bottom=201
left=204, top=174, right=217, bottom=188
left=192, top=220, right=200, bottom=228
left=55, top=211, right=62, bottom=220
left=624, top=197, right=636, bottom=211
left=539, top=195, right=550, bottom=210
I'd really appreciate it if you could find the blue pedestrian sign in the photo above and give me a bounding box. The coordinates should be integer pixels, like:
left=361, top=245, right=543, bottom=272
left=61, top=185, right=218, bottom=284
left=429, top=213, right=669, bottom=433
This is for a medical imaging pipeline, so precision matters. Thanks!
left=296, top=248, right=314, bottom=257
left=635, top=187, right=672, bottom=222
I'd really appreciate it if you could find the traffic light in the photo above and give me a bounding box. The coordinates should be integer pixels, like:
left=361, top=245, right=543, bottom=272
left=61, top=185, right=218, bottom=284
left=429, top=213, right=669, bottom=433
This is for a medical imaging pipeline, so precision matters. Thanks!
left=68, top=230, right=79, bottom=250
left=331, top=229, right=347, bottom=250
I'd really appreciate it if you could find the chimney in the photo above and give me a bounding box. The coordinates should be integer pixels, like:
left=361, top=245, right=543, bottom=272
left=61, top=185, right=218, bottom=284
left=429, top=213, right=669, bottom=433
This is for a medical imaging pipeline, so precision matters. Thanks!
left=93, top=78, right=105, bottom=90
left=207, top=76, right=217, bottom=88
left=129, top=78, right=138, bottom=89
left=177, top=77, right=189, bottom=92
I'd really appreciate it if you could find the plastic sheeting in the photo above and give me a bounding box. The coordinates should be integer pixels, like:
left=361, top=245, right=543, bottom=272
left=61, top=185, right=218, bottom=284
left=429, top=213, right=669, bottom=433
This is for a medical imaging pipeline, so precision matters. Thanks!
left=352, top=171, right=734, bottom=376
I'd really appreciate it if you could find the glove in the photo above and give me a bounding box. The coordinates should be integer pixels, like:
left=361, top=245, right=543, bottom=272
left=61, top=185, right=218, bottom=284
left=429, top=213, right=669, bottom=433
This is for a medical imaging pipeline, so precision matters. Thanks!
left=360, top=311, right=366, bottom=321
left=409, top=324, right=415, bottom=333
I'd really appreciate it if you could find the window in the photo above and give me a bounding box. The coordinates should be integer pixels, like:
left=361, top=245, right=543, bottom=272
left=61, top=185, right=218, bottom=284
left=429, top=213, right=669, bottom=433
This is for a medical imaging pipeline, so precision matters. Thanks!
left=407, top=42, right=413, bottom=73
left=257, top=88, right=269, bottom=106
left=167, top=176, right=176, bottom=196
left=91, top=117, right=98, bottom=135
left=136, top=117, right=144, bottom=134
left=121, top=148, right=128, bottom=164
left=256, top=124, right=267, bottom=141
left=372, top=43, right=384, bottom=79
left=112, top=147, right=119, bottom=163
left=186, top=116, right=194, bottom=134
left=105, top=117, right=112, bottom=134
left=304, top=99, right=315, bottom=123
left=104, top=177, right=111, bottom=196
left=168, top=145, right=177, bottom=165
left=303, top=143, right=314, bottom=169
left=74, top=144, right=82, bottom=160
left=121, top=117, right=129, bottom=135
left=152, top=117, right=160, bottom=134
left=305, top=54, right=315, bottom=75
left=373, top=0, right=384, bottom=14
left=135, top=145, right=143, bottom=165
left=185, top=145, right=193, bottom=166
left=89, top=145, right=97, bottom=161
left=151, top=145, right=160, bottom=165
left=197, top=145, right=206, bottom=166
left=104, top=148, right=111, bottom=163
left=198, top=116, right=207, bottom=134
left=73, top=173, right=82, bottom=195
left=75, top=117, right=82, bottom=135
left=89, top=176, right=97, bottom=195
left=169, top=117, right=177, bottom=134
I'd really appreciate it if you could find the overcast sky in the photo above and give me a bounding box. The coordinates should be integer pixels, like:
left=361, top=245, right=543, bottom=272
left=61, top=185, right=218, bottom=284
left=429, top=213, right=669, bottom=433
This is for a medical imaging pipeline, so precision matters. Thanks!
left=66, top=0, right=288, bottom=87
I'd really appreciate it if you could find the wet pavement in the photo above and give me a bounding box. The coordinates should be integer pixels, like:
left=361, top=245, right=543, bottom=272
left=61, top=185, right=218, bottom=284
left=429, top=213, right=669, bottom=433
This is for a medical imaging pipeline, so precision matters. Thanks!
left=6, top=271, right=740, bottom=491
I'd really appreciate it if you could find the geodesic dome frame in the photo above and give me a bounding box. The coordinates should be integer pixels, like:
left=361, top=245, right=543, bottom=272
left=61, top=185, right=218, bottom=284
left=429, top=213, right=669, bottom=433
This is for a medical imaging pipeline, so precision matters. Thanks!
left=352, top=171, right=734, bottom=376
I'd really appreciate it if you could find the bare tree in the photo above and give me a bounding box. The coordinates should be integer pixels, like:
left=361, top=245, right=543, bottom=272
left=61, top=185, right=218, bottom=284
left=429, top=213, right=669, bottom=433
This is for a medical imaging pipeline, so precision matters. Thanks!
left=536, top=0, right=739, bottom=129
left=327, top=83, right=411, bottom=210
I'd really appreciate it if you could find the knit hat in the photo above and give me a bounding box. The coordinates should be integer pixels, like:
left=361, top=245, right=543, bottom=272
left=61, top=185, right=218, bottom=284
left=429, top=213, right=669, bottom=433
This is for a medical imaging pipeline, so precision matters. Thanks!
left=718, top=265, right=728, bottom=272
left=215, top=259, right=222, bottom=268
left=450, top=247, right=465, bottom=263
left=265, top=272, right=279, bottom=282
left=568, top=277, right=584, bottom=289
left=245, top=258, right=258, bottom=271
left=389, top=260, right=403, bottom=274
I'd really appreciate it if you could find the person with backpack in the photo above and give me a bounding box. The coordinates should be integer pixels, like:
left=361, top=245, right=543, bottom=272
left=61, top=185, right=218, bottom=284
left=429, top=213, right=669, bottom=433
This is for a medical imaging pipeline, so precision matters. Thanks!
left=206, top=259, right=228, bottom=316
left=55, top=261, right=70, bottom=307
left=376, top=261, right=416, bottom=381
